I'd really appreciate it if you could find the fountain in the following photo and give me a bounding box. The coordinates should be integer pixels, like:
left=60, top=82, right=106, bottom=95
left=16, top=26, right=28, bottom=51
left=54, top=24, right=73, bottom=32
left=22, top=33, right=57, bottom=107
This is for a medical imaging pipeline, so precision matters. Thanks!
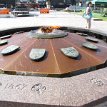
left=0, top=26, right=107, bottom=77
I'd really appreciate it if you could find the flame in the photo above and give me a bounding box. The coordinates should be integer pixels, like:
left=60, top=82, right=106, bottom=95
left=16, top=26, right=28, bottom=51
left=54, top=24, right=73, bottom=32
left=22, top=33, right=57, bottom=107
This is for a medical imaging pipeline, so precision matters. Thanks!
left=51, top=26, right=61, bottom=29
left=40, top=26, right=60, bottom=33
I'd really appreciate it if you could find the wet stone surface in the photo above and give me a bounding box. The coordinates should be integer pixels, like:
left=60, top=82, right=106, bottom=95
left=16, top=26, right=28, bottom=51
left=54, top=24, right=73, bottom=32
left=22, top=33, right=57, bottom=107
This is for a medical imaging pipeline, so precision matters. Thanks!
left=29, top=48, right=46, bottom=61
left=0, top=35, right=12, bottom=39
left=60, top=47, right=79, bottom=58
left=0, top=40, right=8, bottom=46
left=1, top=45, right=20, bottom=55
left=0, top=30, right=107, bottom=75
left=28, top=29, right=68, bottom=39
left=82, top=42, right=98, bottom=50
left=85, top=36, right=99, bottom=43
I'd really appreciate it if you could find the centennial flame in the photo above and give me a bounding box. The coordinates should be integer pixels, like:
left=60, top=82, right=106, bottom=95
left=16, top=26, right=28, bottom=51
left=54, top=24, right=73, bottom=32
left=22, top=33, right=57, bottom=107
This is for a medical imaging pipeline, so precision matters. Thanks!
left=40, top=26, right=60, bottom=33
left=51, top=26, right=61, bottom=29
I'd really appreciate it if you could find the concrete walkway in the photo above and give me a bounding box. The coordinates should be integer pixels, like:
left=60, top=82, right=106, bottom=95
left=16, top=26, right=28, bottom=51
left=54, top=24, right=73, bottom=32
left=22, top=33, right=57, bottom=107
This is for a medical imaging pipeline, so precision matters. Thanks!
left=0, top=11, right=107, bottom=34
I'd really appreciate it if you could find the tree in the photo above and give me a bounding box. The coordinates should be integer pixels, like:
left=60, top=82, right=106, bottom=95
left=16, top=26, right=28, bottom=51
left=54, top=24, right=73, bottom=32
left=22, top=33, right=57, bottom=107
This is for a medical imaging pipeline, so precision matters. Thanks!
left=72, top=0, right=76, bottom=5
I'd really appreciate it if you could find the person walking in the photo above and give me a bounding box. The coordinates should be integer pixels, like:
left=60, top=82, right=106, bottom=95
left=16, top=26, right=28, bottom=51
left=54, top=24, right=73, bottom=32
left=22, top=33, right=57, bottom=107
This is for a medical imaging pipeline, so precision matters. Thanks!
left=83, top=2, right=92, bottom=29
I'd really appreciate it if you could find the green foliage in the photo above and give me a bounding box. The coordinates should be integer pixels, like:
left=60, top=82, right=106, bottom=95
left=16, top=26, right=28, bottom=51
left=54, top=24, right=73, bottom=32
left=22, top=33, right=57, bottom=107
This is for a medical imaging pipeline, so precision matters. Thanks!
left=70, top=8, right=107, bottom=21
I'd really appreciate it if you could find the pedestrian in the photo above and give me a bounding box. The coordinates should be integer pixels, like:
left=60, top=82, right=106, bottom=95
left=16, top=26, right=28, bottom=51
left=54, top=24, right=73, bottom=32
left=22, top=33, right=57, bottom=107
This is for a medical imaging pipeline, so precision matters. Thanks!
left=79, top=1, right=82, bottom=7
left=83, top=2, right=92, bottom=29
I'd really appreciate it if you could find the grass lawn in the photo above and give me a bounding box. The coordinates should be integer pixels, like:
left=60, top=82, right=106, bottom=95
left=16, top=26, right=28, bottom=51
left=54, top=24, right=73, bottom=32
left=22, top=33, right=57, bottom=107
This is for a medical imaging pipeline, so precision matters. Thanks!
left=92, top=12, right=107, bottom=21
left=66, top=10, right=107, bottom=21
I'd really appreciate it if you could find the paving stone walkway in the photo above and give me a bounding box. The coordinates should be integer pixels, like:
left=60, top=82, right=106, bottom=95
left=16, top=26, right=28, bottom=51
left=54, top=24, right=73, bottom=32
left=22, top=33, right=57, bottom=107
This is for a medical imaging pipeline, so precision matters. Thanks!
left=0, top=68, right=107, bottom=106
left=0, top=11, right=107, bottom=34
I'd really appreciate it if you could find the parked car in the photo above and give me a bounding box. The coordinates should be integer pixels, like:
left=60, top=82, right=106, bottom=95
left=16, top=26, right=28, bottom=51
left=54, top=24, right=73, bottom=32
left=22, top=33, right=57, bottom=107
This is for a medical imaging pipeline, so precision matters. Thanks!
left=11, top=5, right=29, bottom=16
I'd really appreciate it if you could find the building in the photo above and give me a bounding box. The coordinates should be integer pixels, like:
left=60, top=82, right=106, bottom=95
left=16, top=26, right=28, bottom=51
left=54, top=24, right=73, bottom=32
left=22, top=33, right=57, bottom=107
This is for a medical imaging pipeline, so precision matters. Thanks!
left=51, top=0, right=76, bottom=8
left=0, top=0, right=37, bottom=8
left=0, top=0, right=15, bottom=7
left=0, top=0, right=82, bottom=8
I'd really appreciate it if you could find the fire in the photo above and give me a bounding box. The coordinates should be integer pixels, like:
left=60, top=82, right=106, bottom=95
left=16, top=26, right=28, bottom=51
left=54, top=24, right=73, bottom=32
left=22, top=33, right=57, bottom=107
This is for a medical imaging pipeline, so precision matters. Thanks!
left=51, top=26, right=61, bottom=29
left=40, top=26, right=60, bottom=33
